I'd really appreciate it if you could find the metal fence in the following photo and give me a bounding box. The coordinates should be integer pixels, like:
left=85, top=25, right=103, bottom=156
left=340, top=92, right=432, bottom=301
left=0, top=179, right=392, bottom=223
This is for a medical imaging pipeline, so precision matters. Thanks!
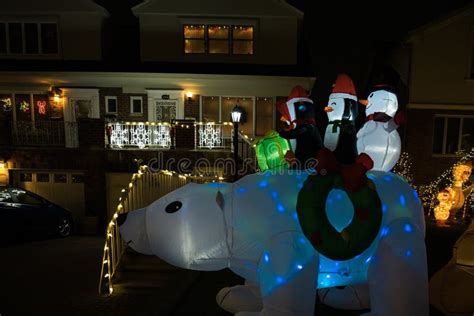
left=12, top=120, right=71, bottom=146
left=98, top=166, right=218, bottom=295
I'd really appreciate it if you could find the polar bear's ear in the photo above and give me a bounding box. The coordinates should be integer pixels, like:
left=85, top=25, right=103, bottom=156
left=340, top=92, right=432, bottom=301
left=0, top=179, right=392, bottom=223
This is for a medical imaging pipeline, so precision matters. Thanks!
left=216, top=190, right=225, bottom=212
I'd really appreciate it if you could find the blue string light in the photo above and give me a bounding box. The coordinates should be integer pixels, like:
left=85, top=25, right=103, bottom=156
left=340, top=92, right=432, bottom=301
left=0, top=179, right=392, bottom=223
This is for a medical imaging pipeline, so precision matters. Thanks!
left=403, top=223, right=412, bottom=233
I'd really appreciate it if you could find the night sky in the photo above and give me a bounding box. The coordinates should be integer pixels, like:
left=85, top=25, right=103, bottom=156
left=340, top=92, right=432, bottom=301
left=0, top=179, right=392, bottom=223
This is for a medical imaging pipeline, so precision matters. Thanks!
left=93, top=0, right=474, bottom=111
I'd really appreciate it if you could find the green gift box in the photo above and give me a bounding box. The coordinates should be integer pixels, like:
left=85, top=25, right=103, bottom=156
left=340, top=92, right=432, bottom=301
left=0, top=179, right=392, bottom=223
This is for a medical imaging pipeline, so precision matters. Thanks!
left=254, top=130, right=291, bottom=172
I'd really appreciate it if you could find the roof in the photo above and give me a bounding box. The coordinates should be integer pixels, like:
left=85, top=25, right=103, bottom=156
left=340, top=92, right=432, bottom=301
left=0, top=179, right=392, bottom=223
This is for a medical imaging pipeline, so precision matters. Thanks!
left=0, top=60, right=313, bottom=77
left=132, top=0, right=302, bottom=18
left=0, top=0, right=109, bottom=17
left=406, top=2, right=474, bottom=42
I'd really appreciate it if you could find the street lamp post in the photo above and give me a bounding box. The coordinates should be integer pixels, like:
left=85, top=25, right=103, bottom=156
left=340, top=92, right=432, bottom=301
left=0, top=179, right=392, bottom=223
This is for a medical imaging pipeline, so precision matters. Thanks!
left=231, top=105, right=243, bottom=180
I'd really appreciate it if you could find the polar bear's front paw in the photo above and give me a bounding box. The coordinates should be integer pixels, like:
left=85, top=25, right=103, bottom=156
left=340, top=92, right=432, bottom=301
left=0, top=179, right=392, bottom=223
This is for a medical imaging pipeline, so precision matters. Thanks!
left=216, top=285, right=262, bottom=314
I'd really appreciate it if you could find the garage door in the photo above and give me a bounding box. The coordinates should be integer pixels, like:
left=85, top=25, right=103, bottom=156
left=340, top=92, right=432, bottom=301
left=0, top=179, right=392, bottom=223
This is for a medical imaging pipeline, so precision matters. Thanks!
left=11, top=170, right=86, bottom=222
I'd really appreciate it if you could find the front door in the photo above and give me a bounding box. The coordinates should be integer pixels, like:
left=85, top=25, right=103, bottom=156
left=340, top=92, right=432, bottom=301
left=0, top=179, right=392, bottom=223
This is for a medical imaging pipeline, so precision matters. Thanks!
left=155, top=99, right=177, bottom=122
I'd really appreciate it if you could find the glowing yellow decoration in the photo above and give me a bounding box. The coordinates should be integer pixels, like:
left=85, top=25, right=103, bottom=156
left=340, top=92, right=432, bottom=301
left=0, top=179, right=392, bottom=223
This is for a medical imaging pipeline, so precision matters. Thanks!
left=433, top=161, right=473, bottom=225
left=433, top=190, right=452, bottom=224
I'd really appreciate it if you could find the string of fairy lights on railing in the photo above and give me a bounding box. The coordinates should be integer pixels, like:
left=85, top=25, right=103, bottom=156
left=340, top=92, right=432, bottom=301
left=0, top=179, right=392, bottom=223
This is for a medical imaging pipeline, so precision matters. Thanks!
left=99, top=166, right=226, bottom=295
left=107, top=121, right=257, bottom=150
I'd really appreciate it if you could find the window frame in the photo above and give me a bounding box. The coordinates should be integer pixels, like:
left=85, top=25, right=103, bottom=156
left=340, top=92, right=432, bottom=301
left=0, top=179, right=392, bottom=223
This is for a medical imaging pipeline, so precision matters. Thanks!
left=0, top=18, right=60, bottom=57
left=183, top=24, right=206, bottom=55
left=105, top=96, right=118, bottom=114
left=130, top=96, right=143, bottom=115
left=182, top=20, right=255, bottom=56
left=432, top=114, right=474, bottom=157
left=199, top=95, right=257, bottom=137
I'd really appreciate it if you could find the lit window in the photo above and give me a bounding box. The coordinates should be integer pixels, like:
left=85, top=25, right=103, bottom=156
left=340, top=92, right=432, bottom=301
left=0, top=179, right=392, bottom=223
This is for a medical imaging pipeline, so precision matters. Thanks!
left=232, top=26, right=253, bottom=55
left=0, top=21, right=58, bottom=55
left=433, top=116, right=474, bottom=155
left=208, top=25, right=229, bottom=54
left=183, top=23, right=254, bottom=55
left=256, top=97, right=273, bottom=136
left=105, top=96, right=118, bottom=114
left=130, top=96, right=143, bottom=114
left=184, top=24, right=205, bottom=54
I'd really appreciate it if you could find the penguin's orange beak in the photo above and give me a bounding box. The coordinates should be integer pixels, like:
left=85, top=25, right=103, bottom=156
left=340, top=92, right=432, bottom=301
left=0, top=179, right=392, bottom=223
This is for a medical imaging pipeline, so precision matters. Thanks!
left=359, top=99, right=368, bottom=106
left=324, top=106, right=333, bottom=113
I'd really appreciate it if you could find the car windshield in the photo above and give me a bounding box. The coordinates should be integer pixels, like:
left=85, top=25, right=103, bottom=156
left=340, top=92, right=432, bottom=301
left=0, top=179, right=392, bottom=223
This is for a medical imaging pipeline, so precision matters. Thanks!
left=11, top=188, right=44, bottom=206
left=0, top=188, right=13, bottom=203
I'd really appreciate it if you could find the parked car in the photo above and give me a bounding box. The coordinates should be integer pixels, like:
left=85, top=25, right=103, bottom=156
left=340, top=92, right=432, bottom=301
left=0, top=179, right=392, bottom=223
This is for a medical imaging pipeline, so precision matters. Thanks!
left=0, top=186, right=73, bottom=242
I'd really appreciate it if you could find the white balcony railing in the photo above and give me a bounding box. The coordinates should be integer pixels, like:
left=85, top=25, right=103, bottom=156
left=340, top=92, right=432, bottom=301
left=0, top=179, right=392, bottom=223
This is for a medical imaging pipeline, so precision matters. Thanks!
left=108, top=122, right=172, bottom=149
left=195, top=122, right=233, bottom=150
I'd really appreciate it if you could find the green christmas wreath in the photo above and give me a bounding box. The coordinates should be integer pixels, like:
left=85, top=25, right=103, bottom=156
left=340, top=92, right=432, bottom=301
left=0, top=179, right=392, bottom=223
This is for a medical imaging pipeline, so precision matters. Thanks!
left=296, top=173, right=383, bottom=261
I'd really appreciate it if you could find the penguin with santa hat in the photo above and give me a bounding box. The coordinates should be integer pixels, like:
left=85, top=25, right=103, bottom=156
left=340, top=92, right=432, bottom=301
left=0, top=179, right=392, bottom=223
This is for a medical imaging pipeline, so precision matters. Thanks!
left=323, top=73, right=359, bottom=165
left=277, top=85, right=323, bottom=168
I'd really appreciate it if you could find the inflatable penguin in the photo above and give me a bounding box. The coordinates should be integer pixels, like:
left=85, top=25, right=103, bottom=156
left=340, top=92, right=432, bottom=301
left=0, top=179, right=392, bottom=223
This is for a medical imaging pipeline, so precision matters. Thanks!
left=323, top=74, right=358, bottom=164
left=278, top=86, right=323, bottom=168
left=356, top=85, right=403, bottom=172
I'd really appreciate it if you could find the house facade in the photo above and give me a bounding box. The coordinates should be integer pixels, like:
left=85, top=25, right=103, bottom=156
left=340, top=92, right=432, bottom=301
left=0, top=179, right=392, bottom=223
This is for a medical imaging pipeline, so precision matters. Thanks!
left=0, top=0, right=314, bottom=232
left=395, top=4, right=474, bottom=184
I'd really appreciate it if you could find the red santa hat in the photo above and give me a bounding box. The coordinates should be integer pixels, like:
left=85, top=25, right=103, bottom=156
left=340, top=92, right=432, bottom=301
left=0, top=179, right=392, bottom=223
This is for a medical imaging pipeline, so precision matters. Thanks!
left=287, top=85, right=313, bottom=104
left=329, top=74, right=357, bottom=101
left=278, top=86, right=313, bottom=127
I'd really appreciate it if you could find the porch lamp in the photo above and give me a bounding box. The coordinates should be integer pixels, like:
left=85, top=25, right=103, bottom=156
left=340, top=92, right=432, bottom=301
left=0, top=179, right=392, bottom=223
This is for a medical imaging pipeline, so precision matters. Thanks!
left=231, top=105, right=244, bottom=179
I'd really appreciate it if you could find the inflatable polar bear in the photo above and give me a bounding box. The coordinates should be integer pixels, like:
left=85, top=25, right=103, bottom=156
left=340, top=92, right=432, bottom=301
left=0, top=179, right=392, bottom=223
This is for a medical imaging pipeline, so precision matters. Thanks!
left=118, top=170, right=428, bottom=315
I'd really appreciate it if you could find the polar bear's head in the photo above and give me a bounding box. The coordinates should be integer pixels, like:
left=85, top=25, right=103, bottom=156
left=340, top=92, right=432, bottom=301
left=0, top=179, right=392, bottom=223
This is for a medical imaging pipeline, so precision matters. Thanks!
left=119, top=182, right=231, bottom=271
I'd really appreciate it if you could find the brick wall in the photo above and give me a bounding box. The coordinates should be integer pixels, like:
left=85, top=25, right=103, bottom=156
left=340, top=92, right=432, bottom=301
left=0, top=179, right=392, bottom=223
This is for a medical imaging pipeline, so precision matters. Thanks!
left=404, top=108, right=469, bottom=185
left=99, top=87, right=148, bottom=122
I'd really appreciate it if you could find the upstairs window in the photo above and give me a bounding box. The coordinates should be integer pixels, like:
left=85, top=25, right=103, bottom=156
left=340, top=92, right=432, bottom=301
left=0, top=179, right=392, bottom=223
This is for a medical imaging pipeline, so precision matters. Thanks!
left=130, top=96, right=143, bottom=115
left=0, top=21, right=59, bottom=55
left=433, top=115, right=474, bottom=155
left=105, top=96, right=118, bottom=114
left=184, top=24, right=254, bottom=55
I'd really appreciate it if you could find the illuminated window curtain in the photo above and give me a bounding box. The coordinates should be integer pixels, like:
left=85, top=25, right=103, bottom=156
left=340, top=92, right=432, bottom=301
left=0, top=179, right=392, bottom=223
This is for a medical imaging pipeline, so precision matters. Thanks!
left=232, top=26, right=253, bottom=55
left=184, top=24, right=205, bottom=54
left=33, top=94, right=50, bottom=120
left=201, top=96, right=219, bottom=122
left=15, top=94, right=32, bottom=121
left=0, top=93, right=12, bottom=120
left=208, top=25, right=229, bottom=54
left=256, top=97, right=273, bottom=136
